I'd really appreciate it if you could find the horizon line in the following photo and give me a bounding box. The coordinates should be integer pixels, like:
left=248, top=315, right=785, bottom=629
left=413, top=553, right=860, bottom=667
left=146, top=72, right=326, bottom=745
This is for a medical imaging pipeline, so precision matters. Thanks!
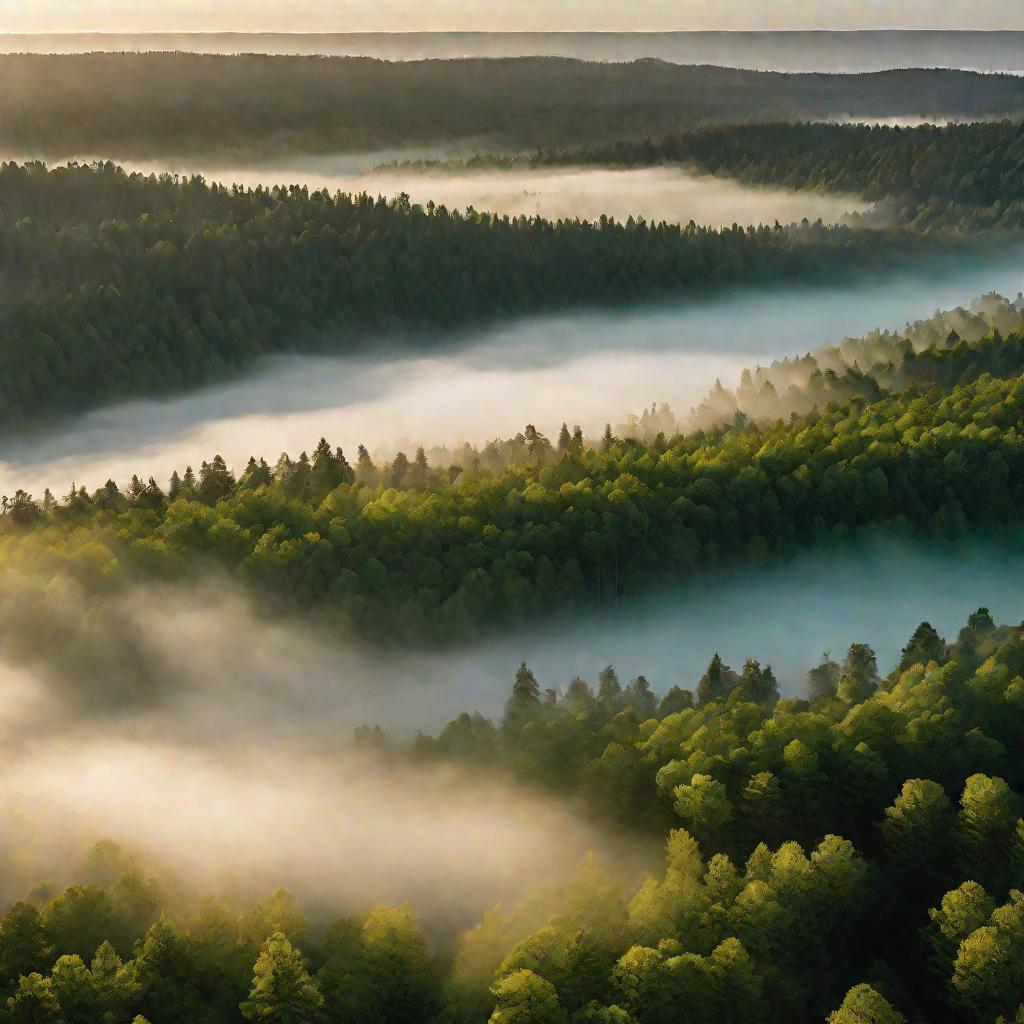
left=5, top=28, right=1024, bottom=36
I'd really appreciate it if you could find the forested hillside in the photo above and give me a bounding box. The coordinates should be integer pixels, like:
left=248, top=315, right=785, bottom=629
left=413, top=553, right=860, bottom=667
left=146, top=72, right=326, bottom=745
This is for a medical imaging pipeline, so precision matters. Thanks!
left=5, top=54, right=1024, bottom=157
left=4, top=302, right=1024, bottom=645
left=0, top=160, right=953, bottom=428
left=454, top=120, right=1024, bottom=230
left=685, top=292, right=1024, bottom=430
left=1, top=607, right=1023, bottom=1024
left=6, top=29, right=1024, bottom=1024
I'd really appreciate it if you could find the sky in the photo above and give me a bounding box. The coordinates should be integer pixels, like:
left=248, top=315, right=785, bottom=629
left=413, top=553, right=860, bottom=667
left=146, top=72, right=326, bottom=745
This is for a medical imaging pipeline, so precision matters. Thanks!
left=2, top=0, right=1024, bottom=33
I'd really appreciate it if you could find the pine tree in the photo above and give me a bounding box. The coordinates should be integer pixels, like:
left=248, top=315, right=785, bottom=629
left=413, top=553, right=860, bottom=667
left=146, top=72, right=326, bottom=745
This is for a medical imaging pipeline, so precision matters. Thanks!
left=557, top=422, right=572, bottom=453
left=411, top=446, right=429, bottom=487
left=7, top=974, right=62, bottom=1024
left=356, top=445, right=375, bottom=478
left=240, top=932, right=323, bottom=1024
left=899, top=622, right=946, bottom=671
left=503, top=662, right=542, bottom=731
left=390, top=452, right=410, bottom=487
left=335, top=447, right=355, bottom=485
left=697, top=653, right=729, bottom=706
left=597, top=665, right=622, bottom=709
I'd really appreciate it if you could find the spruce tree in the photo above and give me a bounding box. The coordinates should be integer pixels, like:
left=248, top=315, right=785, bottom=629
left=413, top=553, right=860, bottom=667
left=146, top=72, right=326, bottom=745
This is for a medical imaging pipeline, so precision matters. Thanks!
left=240, top=932, right=323, bottom=1024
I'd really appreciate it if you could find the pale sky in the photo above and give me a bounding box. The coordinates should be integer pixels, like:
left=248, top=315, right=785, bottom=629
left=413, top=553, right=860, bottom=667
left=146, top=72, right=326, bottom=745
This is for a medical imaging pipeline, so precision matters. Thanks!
left=2, top=0, right=1023, bottom=34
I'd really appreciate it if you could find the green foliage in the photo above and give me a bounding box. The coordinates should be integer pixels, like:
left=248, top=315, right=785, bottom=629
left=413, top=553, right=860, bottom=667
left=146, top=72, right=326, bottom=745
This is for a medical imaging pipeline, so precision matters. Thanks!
left=9, top=306, right=1024, bottom=648
left=240, top=932, right=323, bottom=1024
left=826, top=984, right=904, bottom=1024
left=0, top=160, right=975, bottom=428
left=528, top=120, right=1024, bottom=230
left=7, top=973, right=63, bottom=1024
left=0, top=606, right=1022, bottom=1020
left=488, top=969, right=566, bottom=1024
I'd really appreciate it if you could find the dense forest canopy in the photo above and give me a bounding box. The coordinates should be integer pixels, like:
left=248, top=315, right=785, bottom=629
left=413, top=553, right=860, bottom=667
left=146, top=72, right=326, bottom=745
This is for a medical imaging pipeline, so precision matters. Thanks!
left=4, top=295, right=1024, bottom=648
left=0, top=160, right=967, bottom=430
left=4, top=54, right=1024, bottom=158
left=415, top=120, right=1024, bottom=231
left=0, top=604, right=1023, bottom=1023
left=4, top=39, right=1024, bottom=1024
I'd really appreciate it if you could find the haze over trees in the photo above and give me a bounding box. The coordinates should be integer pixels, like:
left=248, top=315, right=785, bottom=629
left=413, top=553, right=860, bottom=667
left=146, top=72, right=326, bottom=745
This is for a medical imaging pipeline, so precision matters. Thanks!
left=0, top=159, right=964, bottom=429
left=3, top=34, right=1024, bottom=1024
left=0, top=607, right=1022, bottom=1023
left=5, top=54, right=1024, bottom=158
left=506, top=120, right=1024, bottom=231
left=3, top=296, right=1024, bottom=644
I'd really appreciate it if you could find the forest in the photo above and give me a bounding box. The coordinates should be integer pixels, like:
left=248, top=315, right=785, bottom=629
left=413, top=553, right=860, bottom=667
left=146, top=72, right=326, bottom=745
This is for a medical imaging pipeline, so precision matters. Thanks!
left=0, top=159, right=965, bottom=429
left=3, top=23, right=1024, bottom=1024
left=2, top=294, right=1024, bottom=647
left=0, top=605, right=1022, bottom=1023
left=419, top=120, right=1024, bottom=231
left=5, top=54, right=1024, bottom=158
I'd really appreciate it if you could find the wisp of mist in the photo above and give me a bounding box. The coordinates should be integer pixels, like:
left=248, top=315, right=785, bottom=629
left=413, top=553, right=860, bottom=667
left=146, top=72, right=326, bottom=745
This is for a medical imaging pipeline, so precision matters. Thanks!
left=0, top=249, right=1022, bottom=499
left=0, top=537, right=1017, bottom=930
left=97, top=158, right=871, bottom=228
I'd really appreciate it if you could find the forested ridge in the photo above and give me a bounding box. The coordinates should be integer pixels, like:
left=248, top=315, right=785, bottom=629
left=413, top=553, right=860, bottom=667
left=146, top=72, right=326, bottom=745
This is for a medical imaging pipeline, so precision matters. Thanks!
left=5, top=48, right=1024, bottom=1024
left=431, top=120, right=1024, bottom=231
left=5, top=53, right=1024, bottom=157
left=0, top=160, right=958, bottom=429
left=1, top=608, right=1024, bottom=1023
left=5, top=303, right=1024, bottom=645
left=684, top=292, right=1024, bottom=430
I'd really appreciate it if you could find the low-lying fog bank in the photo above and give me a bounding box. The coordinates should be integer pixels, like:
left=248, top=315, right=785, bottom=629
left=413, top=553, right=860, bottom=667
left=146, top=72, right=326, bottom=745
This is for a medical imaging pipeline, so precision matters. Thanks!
left=0, top=715, right=643, bottom=929
left=0, top=251, right=1021, bottom=499
left=9, top=540, right=1023, bottom=739
left=101, top=161, right=871, bottom=228
left=0, top=536, right=1013, bottom=925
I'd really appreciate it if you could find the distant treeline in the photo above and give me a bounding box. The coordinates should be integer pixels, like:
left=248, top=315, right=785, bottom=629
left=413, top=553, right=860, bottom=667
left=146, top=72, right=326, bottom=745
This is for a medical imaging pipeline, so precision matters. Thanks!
left=0, top=160, right=960, bottom=428
left=2, top=607, right=1024, bottom=1024
left=4, top=305, right=1024, bottom=646
left=4, top=53, right=1024, bottom=157
left=442, top=121, right=1024, bottom=231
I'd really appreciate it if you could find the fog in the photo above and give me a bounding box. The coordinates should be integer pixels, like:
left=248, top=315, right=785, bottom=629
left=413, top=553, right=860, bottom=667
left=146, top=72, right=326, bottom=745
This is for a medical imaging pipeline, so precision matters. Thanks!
left=1, top=250, right=1022, bottom=499
left=0, top=534, right=1015, bottom=920
left=4, top=32, right=1024, bottom=73
left=108, top=159, right=872, bottom=228
left=11, top=540, right=1022, bottom=736
left=0, top=706, right=641, bottom=929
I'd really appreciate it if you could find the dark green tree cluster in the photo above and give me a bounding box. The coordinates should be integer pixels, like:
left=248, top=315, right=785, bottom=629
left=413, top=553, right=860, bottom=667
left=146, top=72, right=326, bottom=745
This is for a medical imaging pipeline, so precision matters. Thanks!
left=5, top=309, right=1024, bottom=645
left=4, top=610, right=1024, bottom=1022
left=0, top=849, right=439, bottom=1024
left=0, top=160, right=954, bottom=428
left=512, top=119, right=1024, bottom=230
left=5, top=54, right=1024, bottom=158
left=411, top=607, right=1024, bottom=1022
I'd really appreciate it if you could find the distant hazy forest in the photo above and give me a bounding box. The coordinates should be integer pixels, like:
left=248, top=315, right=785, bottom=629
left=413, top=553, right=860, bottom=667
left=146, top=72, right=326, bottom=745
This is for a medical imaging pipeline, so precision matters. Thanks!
left=4, top=54, right=1024, bottom=157
left=512, top=121, right=1024, bottom=231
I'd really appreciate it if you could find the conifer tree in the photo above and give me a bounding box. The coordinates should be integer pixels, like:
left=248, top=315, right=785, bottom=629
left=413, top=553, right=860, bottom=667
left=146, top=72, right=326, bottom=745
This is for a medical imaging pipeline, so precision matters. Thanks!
left=240, top=932, right=323, bottom=1024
